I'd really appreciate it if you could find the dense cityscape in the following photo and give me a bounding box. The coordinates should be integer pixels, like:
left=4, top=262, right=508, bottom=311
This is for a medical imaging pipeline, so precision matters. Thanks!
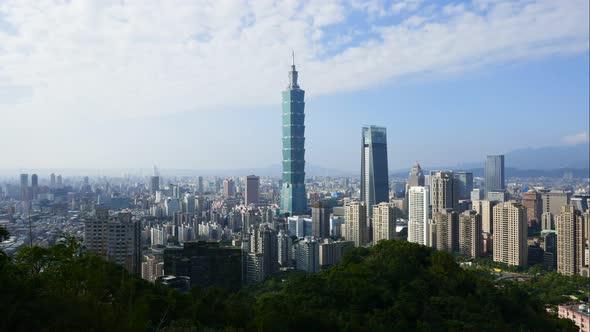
left=1, top=1, right=589, bottom=330
left=1, top=59, right=589, bottom=331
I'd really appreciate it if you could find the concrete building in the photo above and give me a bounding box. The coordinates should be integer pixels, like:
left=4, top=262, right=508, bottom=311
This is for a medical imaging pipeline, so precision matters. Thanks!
left=373, top=202, right=397, bottom=243
left=541, top=212, right=554, bottom=231
left=311, top=201, right=330, bottom=239
left=458, top=210, right=483, bottom=259
left=430, top=171, right=458, bottom=213
left=141, top=254, right=164, bottom=282
left=493, top=201, right=528, bottom=267
left=522, top=190, right=542, bottom=226
left=558, top=303, right=590, bottom=332
left=472, top=200, right=496, bottom=234
left=244, top=175, right=260, bottom=206
left=277, top=230, right=293, bottom=267
left=542, top=191, right=570, bottom=216
left=541, top=230, right=558, bottom=270
left=408, top=186, right=430, bottom=246
left=485, top=155, right=505, bottom=199
left=222, top=178, right=236, bottom=197
left=295, top=236, right=320, bottom=273
left=344, top=201, right=368, bottom=247
left=319, top=239, right=354, bottom=268
left=432, top=209, right=459, bottom=253
left=249, top=225, right=278, bottom=278
left=556, top=205, right=587, bottom=276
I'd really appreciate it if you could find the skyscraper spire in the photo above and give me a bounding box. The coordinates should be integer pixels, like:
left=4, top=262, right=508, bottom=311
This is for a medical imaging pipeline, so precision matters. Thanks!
left=289, top=51, right=299, bottom=89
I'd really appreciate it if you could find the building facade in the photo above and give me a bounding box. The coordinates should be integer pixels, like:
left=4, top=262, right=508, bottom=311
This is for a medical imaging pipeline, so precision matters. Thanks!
left=408, top=186, right=430, bottom=246
left=493, top=201, right=528, bottom=267
left=485, top=155, right=505, bottom=199
left=361, top=126, right=389, bottom=219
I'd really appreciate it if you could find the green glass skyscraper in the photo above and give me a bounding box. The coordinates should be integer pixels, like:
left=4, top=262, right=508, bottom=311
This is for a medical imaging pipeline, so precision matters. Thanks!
left=281, top=54, right=308, bottom=216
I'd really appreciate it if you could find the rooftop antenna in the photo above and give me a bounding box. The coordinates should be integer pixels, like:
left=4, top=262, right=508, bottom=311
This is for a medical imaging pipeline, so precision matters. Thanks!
left=292, top=50, right=295, bottom=66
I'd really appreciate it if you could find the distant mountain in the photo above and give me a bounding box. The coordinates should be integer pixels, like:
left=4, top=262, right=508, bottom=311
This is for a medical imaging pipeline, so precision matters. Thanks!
left=504, top=144, right=589, bottom=169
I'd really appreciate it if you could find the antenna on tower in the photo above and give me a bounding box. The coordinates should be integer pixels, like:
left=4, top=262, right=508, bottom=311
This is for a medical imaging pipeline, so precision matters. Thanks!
left=292, top=50, right=295, bottom=66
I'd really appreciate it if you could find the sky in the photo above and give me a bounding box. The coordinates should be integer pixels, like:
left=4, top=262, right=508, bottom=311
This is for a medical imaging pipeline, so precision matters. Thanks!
left=0, top=0, right=588, bottom=173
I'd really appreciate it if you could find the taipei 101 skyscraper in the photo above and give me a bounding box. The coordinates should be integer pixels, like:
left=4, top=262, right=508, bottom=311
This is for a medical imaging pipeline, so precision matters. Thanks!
left=281, top=53, right=308, bottom=216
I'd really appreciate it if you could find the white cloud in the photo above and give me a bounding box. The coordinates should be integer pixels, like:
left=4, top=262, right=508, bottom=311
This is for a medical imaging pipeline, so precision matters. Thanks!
left=0, top=0, right=587, bottom=130
left=562, top=132, right=589, bottom=145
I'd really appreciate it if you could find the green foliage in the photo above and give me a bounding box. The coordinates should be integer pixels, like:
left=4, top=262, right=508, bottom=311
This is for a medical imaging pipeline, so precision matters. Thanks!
left=0, top=239, right=578, bottom=331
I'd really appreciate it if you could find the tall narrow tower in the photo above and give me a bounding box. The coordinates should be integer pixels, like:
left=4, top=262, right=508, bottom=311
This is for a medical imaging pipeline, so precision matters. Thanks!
left=281, top=53, right=308, bottom=216
left=361, top=126, right=389, bottom=218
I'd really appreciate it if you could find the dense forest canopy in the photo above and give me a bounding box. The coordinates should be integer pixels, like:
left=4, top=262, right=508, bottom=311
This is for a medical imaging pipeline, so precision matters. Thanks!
left=0, top=226, right=577, bottom=331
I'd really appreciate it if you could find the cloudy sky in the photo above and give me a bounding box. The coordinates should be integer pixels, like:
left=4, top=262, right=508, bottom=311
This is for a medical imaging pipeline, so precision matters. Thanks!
left=0, top=0, right=588, bottom=173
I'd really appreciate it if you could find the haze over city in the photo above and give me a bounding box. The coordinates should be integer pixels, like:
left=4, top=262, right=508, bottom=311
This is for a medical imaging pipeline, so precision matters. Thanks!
left=0, top=0, right=588, bottom=172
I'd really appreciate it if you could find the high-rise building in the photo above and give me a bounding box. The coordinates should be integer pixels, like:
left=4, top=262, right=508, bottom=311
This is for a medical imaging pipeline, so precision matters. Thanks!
left=522, top=190, right=542, bottom=226
left=164, top=241, right=242, bottom=289
left=407, top=162, right=425, bottom=187
left=458, top=210, right=483, bottom=259
left=493, top=201, right=528, bottom=267
left=408, top=186, right=430, bottom=246
left=19, top=173, right=28, bottom=201
left=31, top=174, right=38, bottom=199
left=50, top=173, right=56, bottom=188
left=85, top=208, right=141, bottom=275
left=196, top=176, right=204, bottom=194
left=249, top=225, right=278, bottom=278
left=244, top=175, right=260, bottom=206
left=222, top=178, right=236, bottom=197
left=319, top=239, right=354, bottom=269
left=541, top=230, right=558, bottom=271
left=280, top=55, right=308, bottom=216
left=432, top=209, right=459, bottom=253
left=360, top=126, right=389, bottom=219
left=454, top=172, right=473, bottom=200
left=311, top=201, right=330, bottom=239
left=57, top=174, right=63, bottom=188
left=541, top=191, right=570, bottom=216
left=470, top=189, right=483, bottom=202
left=150, top=176, right=160, bottom=194
left=373, top=202, right=396, bottom=243
left=294, top=236, right=319, bottom=274
left=472, top=200, right=496, bottom=234
left=485, top=155, right=505, bottom=199
left=141, top=254, right=164, bottom=283
left=344, top=201, right=368, bottom=247
left=430, top=171, right=458, bottom=213
left=556, top=205, right=588, bottom=277
left=277, top=230, right=293, bottom=267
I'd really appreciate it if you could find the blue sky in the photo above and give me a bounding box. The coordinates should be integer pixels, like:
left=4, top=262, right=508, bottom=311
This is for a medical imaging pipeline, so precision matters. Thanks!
left=0, top=0, right=588, bottom=172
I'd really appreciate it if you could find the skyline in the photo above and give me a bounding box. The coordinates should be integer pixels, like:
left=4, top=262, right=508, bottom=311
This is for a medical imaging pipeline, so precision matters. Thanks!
left=0, top=0, right=588, bottom=171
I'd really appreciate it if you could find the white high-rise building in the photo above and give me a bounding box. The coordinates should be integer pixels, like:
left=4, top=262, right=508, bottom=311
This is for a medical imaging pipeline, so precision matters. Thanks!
left=408, top=186, right=430, bottom=246
left=295, top=236, right=320, bottom=273
left=344, top=201, right=368, bottom=247
left=373, top=202, right=397, bottom=243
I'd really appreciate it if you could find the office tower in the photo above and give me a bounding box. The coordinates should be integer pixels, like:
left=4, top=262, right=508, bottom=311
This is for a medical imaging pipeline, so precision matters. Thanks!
left=150, top=176, right=160, bottom=194
left=164, top=241, right=242, bottom=289
left=408, top=186, right=430, bottom=246
left=408, top=162, right=425, bottom=187
left=287, top=215, right=308, bottom=238
left=311, top=201, right=330, bottom=239
left=459, top=210, right=483, bottom=259
left=295, top=236, right=320, bottom=274
left=541, top=191, right=570, bottom=216
left=280, top=55, right=308, bottom=216
left=31, top=174, right=38, bottom=199
left=223, top=178, right=236, bottom=197
left=485, top=155, right=505, bottom=199
left=249, top=226, right=278, bottom=278
left=19, top=173, right=28, bottom=201
left=541, top=212, right=554, bottom=230
left=245, top=253, right=265, bottom=283
left=277, top=230, right=293, bottom=267
left=196, top=176, right=204, bottom=194
left=57, top=174, right=63, bottom=188
left=472, top=200, right=496, bottom=234
left=487, top=191, right=506, bottom=202
left=556, top=205, right=588, bottom=276
left=319, top=239, right=354, bottom=268
left=541, top=230, right=558, bottom=271
left=493, top=201, right=528, bottom=267
left=470, top=189, right=483, bottom=202
left=141, top=255, right=164, bottom=283
left=432, top=209, right=459, bottom=253
left=373, top=202, right=396, bottom=243
left=344, top=201, right=368, bottom=247
left=50, top=173, right=56, bottom=188
left=522, top=190, right=542, bottom=226
left=430, top=171, right=458, bottom=213
left=454, top=172, right=473, bottom=200
left=245, top=175, right=260, bottom=206
left=360, top=126, right=389, bottom=219
left=85, top=208, right=141, bottom=275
